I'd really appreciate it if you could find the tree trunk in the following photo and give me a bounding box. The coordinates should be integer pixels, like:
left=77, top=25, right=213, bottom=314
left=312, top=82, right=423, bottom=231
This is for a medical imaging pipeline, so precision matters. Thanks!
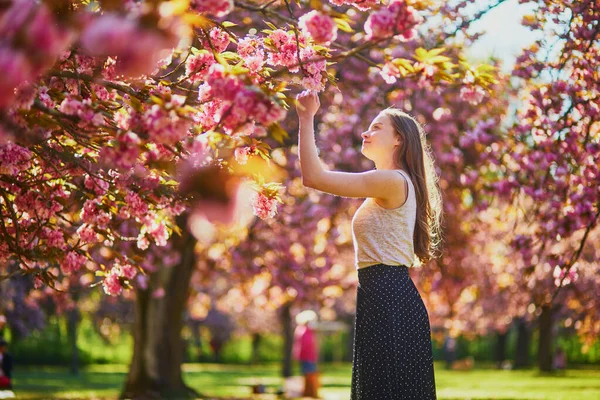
left=122, top=217, right=200, bottom=399
left=513, top=316, right=531, bottom=369
left=494, top=330, right=507, bottom=369
left=538, top=305, right=554, bottom=372
left=250, top=332, right=262, bottom=365
left=66, top=304, right=80, bottom=375
left=280, top=301, right=294, bottom=378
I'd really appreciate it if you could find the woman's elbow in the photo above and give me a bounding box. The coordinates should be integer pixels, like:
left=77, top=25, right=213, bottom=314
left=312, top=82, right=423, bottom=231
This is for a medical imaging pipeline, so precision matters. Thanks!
left=302, top=176, right=315, bottom=188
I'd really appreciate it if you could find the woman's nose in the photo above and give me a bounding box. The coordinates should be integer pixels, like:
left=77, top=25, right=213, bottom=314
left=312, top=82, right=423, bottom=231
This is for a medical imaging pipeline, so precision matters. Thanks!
left=361, top=131, right=370, bottom=139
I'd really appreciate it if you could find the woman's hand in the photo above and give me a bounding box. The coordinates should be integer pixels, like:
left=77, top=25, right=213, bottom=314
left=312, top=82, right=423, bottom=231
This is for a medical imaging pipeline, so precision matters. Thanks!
left=296, top=90, right=320, bottom=120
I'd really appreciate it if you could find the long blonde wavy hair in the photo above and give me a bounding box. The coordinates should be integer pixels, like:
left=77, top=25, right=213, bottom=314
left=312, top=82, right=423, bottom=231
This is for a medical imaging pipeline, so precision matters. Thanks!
left=382, top=108, right=443, bottom=265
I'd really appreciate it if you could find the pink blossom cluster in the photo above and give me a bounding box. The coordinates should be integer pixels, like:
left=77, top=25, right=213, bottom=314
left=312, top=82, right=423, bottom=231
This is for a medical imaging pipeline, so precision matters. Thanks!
left=98, top=131, right=142, bottom=170
left=200, top=28, right=231, bottom=53
left=252, top=192, right=278, bottom=220
left=234, top=146, right=257, bottom=165
left=458, top=120, right=495, bottom=148
left=380, top=61, right=401, bottom=84
left=59, top=96, right=105, bottom=126
left=80, top=199, right=112, bottom=229
left=42, top=227, right=66, bottom=250
left=0, top=142, right=32, bottom=175
left=329, top=0, right=379, bottom=11
left=190, top=0, right=234, bottom=18
left=80, top=13, right=176, bottom=77
left=123, top=191, right=149, bottom=220
left=14, top=191, right=63, bottom=221
left=199, top=64, right=286, bottom=133
left=84, top=174, right=110, bottom=196
left=102, top=267, right=123, bottom=296
left=237, top=35, right=266, bottom=73
left=99, top=254, right=141, bottom=297
left=185, top=51, right=216, bottom=81
left=298, top=11, right=338, bottom=44
left=266, top=29, right=306, bottom=69
left=139, top=215, right=169, bottom=248
left=459, top=86, right=486, bottom=105
left=61, top=251, right=87, bottom=274
left=76, top=224, right=100, bottom=244
left=553, top=265, right=579, bottom=287
left=0, top=0, right=73, bottom=109
left=364, top=0, right=422, bottom=41
left=142, top=104, right=193, bottom=145
left=266, top=29, right=327, bottom=91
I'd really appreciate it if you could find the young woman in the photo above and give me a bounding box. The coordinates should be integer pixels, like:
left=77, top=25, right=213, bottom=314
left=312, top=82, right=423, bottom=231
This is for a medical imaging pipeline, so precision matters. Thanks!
left=296, top=90, right=442, bottom=399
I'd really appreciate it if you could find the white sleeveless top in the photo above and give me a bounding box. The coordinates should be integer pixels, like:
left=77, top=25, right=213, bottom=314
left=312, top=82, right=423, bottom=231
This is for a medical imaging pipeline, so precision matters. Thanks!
left=351, top=169, right=417, bottom=269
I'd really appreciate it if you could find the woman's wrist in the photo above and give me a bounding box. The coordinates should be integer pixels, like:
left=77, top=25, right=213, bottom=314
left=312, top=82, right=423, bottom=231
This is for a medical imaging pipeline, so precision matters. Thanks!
left=298, top=114, right=315, bottom=124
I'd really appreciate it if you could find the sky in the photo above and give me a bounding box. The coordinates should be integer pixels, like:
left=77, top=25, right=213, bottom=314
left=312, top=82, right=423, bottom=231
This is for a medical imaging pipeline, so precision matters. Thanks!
left=463, top=0, right=542, bottom=72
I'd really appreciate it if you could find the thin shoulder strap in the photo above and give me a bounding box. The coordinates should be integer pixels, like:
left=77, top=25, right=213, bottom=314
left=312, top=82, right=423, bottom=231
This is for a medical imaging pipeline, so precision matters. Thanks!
left=395, top=169, right=410, bottom=197
left=395, top=169, right=412, bottom=183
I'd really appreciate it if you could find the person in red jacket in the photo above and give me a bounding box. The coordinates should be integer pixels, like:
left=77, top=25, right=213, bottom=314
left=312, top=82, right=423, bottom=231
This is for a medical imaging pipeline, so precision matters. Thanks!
left=293, top=310, right=319, bottom=398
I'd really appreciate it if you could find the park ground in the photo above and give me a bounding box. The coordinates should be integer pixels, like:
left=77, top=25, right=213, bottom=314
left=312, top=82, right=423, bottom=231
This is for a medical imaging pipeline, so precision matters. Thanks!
left=11, top=362, right=600, bottom=400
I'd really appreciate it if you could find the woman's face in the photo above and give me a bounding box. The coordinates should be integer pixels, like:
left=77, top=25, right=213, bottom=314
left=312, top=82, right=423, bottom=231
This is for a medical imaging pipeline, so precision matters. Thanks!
left=360, top=112, right=400, bottom=161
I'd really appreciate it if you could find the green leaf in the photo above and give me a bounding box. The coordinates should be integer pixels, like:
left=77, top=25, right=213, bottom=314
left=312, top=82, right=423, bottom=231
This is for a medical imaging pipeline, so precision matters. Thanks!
left=334, top=17, right=354, bottom=33
left=264, top=21, right=277, bottom=30
left=222, top=21, right=237, bottom=27
left=150, top=96, right=164, bottom=105
left=269, top=123, right=289, bottom=144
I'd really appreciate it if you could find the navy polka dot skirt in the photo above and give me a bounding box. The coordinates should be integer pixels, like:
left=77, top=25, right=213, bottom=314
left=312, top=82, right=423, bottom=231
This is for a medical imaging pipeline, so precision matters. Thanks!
left=351, top=264, right=437, bottom=399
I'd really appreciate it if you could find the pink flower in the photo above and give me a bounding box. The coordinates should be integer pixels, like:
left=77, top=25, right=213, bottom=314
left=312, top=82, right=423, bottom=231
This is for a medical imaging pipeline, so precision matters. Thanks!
left=24, top=3, right=73, bottom=62
left=364, top=10, right=395, bottom=40
left=137, top=234, right=150, bottom=250
left=185, top=51, right=215, bottom=81
left=237, top=35, right=263, bottom=58
left=80, top=13, right=175, bottom=77
left=80, top=14, right=137, bottom=58
left=102, top=268, right=123, bottom=296
left=42, top=227, right=66, bottom=250
left=124, top=192, right=149, bottom=219
left=76, top=224, right=99, bottom=244
left=145, top=219, right=169, bottom=247
left=234, top=146, right=255, bottom=165
left=84, top=174, right=109, bottom=195
left=328, top=0, right=378, bottom=11
left=380, top=61, right=401, bottom=84
left=252, top=192, right=278, bottom=219
left=244, top=53, right=265, bottom=73
left=299, top=11, right=338, bottom=44
left=364, top=0, right=422, bottom=41
left=61, top=251, right=87, bottom=274
left=119, top=262, right=137, bottom=280
left=459, top=86, right=486, bottom=105
left=37, top=86, right=54, bottom=108
left=80, top=199, right=100, bottom=224
left=142, top=105, right=192, bottom=145
left=190, top=0, right=234, bottom=18
left=96, top=211, right=112, bottom=228
left=0, top=47, right=32, bottom=109
left=0, top=142, right=32, bottom=175
left=201, top=28, right=230, bottom=53
left=237, top=36, right=265, bottom=72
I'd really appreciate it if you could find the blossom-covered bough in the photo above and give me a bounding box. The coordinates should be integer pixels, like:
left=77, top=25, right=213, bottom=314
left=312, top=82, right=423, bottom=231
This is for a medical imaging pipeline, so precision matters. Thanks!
left=12, top=0, right=600, bottom=395
left=0, top=0, right=493, bottom=296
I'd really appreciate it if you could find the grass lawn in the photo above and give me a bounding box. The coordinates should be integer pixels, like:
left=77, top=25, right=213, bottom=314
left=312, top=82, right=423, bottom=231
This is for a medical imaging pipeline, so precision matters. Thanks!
left=10, top=362, right=600, bottom=400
